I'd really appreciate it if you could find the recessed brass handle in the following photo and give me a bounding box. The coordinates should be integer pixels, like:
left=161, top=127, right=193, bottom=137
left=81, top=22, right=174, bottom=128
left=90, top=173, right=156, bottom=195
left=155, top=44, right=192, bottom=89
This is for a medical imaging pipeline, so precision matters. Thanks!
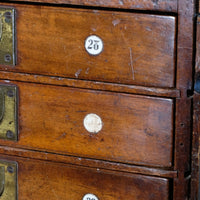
left=0, top=88, right=5, bottom=122
left=0, top=166, right=5, bottom=196
left=0, top=84, right=18, bottom=141
left=0, top=7, right=16, bottom=66
left=0, top=161, right=17, bottom=199
left=0, top=14, right=3, bottom=41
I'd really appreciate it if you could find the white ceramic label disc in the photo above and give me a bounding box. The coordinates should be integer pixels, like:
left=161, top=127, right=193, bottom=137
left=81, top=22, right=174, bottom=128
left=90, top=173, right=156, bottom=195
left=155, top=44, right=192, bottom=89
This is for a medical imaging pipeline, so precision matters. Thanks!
left=82, top=193, right=99, bottom=200
left=85, top=35, right=104, bottom=56
left=83, top=113, right=103, bottom=133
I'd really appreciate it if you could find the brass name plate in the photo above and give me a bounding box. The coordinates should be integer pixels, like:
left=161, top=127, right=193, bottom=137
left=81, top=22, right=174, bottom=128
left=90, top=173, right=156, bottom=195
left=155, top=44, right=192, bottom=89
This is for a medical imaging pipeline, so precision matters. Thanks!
left=0, top=160, right=17, bottom=200
left=0, top=84, right=18, bottom=141
left=0, top=7, right=16, bottom=66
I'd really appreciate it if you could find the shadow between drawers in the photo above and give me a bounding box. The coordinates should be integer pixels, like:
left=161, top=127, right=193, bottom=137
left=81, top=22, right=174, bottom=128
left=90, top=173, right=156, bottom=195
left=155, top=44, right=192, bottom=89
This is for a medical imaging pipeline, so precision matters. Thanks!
left=0, top=145, right=178, bottom=179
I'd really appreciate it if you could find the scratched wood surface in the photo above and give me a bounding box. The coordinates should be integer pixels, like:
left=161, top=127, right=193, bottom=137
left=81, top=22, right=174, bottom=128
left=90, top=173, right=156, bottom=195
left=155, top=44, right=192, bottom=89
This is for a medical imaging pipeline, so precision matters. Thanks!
left=199, top=0, right=200, bottom=13
left=0, top=71, right=180, bottom=98
left=0, top=154, right=170, bottom=200
left=7, top=0, right=178, bottom=12
left=190, top=15, right=200, bottom=200
left=0, top=80, right=174, bottom=167
left=0, top=3, right=176, bottom=88
left=173, top=0, right=195, bottom=199
left=0, top=146, right=178, bottom=178
left=191, top=94, right=200, bottom=200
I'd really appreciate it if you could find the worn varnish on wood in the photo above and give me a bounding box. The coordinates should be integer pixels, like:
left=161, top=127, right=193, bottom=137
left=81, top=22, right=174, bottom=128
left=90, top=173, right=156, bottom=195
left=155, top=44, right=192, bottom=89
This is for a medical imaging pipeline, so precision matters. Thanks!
left=0, top=154, right=170, bottom=200
left=0, top=145, right=178, bottom=179
left=0, top=3, right=176, bottom=88
left=173, top=0, right=195, bottom=199
left=8, top=0, right=178, bottom=12
left=191, top=15, right=200, bottom=200
left=0, top=0, right=196, bottom=199
left=0, top=80, right=173, bottom=167
left=0, top=71, right=181, bottom=98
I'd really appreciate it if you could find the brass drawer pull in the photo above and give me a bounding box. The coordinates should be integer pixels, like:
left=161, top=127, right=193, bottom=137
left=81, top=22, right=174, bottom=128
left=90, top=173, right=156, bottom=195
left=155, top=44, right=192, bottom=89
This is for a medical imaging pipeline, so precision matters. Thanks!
left=0, top=88, right=5, bottom=122
left=0, top=7, right=16, bottom=66
left=0, top=14, right=3, bottom=41
left=0, top=84, right=18, bottom=141
left=0, top=160, right=17, bottom=199
left=0, top=166, right=5, bottom=196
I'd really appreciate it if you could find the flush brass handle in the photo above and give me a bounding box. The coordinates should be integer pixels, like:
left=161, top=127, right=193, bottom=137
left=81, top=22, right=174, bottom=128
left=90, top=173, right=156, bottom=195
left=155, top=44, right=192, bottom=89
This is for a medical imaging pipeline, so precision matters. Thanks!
left=0, top=14, right=2, bottom=41
left=0, top=161, right=17, bottom=199
left=0, top=7, right=16, bottom=66
left=0, top=166, right=5, bottom=196
left=0, top=88, right=5, bottom=122
left=0, top=84, right=18, bottom=141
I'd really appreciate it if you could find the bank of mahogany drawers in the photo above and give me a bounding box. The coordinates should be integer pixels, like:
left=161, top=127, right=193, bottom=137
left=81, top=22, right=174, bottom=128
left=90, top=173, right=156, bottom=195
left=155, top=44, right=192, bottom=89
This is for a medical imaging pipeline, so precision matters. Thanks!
left=0, top=1, right=181, bottom=200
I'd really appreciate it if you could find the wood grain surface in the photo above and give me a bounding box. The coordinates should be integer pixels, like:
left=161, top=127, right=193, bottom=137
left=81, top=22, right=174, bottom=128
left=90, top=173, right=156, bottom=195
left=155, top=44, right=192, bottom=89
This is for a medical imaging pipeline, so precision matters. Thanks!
left=0, top=145, right=178, bottom=178
left=0, top=80, right=174, bottom=167
left=0, top=3, right=176, bottom=88
left=173, top=0, right=195, bottom=199
left=0, top=71, right=181, bottom=98
left=6, top=0, right=178, bottom=12
left=190, top=15, right=200, bottom=200
left=0, top=154, right=170, bottom=200
left=191, top=93, right=200, bottom=200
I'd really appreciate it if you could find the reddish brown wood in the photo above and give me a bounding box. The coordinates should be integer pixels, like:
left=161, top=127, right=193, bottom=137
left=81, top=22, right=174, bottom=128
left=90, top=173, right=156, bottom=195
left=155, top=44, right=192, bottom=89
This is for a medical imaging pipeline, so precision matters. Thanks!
left=196, top=17, right=200, bottom=75
left=0, top=154, right=170, bottom=200
left=191, top=94, right=200, bottom=200
left=191, top=16, right=200, bottom=200
left=0, top=3, right=176, bottom=88
left=173, top=0, right=195, bottom=199
left=7, top=0, right=177, bottom=12
left=0, top=71, right=181, bottom=98
left=199, top=0, right=200, bottom=13
left=0, top=1, right=196, bottom=199
left=0, top=80, right=174, bottom=167
left=0, top=145, right=178, bottom=178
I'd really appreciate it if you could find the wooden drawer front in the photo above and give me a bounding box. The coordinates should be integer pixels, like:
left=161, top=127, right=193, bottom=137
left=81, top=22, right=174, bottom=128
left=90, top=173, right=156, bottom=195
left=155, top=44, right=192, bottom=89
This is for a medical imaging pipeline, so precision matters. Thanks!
left=1, top=3, right=176, bottom=88
left=4, top=0, right=178, bottom=12
left=1, top=81, right=173, bottom=167
left=1, top=155, right=170, bottom=200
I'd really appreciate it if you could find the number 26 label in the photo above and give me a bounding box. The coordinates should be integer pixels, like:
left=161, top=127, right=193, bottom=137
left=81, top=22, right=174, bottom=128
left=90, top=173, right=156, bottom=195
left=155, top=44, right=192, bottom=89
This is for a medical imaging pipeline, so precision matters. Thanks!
left=85, top=35, right=104, bottom=56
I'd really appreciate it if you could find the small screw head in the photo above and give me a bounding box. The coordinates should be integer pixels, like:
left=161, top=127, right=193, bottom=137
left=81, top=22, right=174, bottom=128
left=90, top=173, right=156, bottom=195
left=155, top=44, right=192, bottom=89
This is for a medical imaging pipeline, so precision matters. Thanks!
left=4, top=54, right=12, bottom=63
left=7, top=90, right=14, bottom=97
left=4, top=12, right=12, bottom=23
left=6, top=130, right=14, bottom=139
left=7, top=166, right=14, bottom=173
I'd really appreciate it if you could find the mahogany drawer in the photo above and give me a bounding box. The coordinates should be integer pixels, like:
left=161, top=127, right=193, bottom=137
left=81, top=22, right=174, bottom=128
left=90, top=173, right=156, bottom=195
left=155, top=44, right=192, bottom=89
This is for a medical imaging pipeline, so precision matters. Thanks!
left=0, top=3, right=176, bottom=88
left=4, top=0, right=178, bottom=12
left=0, top=154, right=170, bottom=200
left=0, top=81, right=173, bottom=167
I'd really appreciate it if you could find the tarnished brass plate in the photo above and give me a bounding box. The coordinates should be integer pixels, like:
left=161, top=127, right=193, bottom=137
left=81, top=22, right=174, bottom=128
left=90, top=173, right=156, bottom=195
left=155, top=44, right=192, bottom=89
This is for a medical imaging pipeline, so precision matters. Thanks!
left=0, top=160, right=17, bottom=200
left=0, top=7, right=16, bottom=66
left=0, top=84, right=18, bottom=141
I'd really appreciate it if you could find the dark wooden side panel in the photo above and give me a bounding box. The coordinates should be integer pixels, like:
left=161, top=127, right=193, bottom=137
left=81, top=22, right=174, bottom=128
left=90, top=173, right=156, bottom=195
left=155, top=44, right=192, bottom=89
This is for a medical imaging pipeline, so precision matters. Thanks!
left=8, top=0, right=177, bottom=12
left=199, top=0, right=200, bottom=13
left=0, top=154, right=170, bottom=200
left=191, top=94, right=200, bottom=200
left=174, top=0, right=195, bottom=199
left=0, top=3, right=176, bottom=88
left=191, top=15, right=200, bottom=200
left=0, top=80, right=174, bottom=167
